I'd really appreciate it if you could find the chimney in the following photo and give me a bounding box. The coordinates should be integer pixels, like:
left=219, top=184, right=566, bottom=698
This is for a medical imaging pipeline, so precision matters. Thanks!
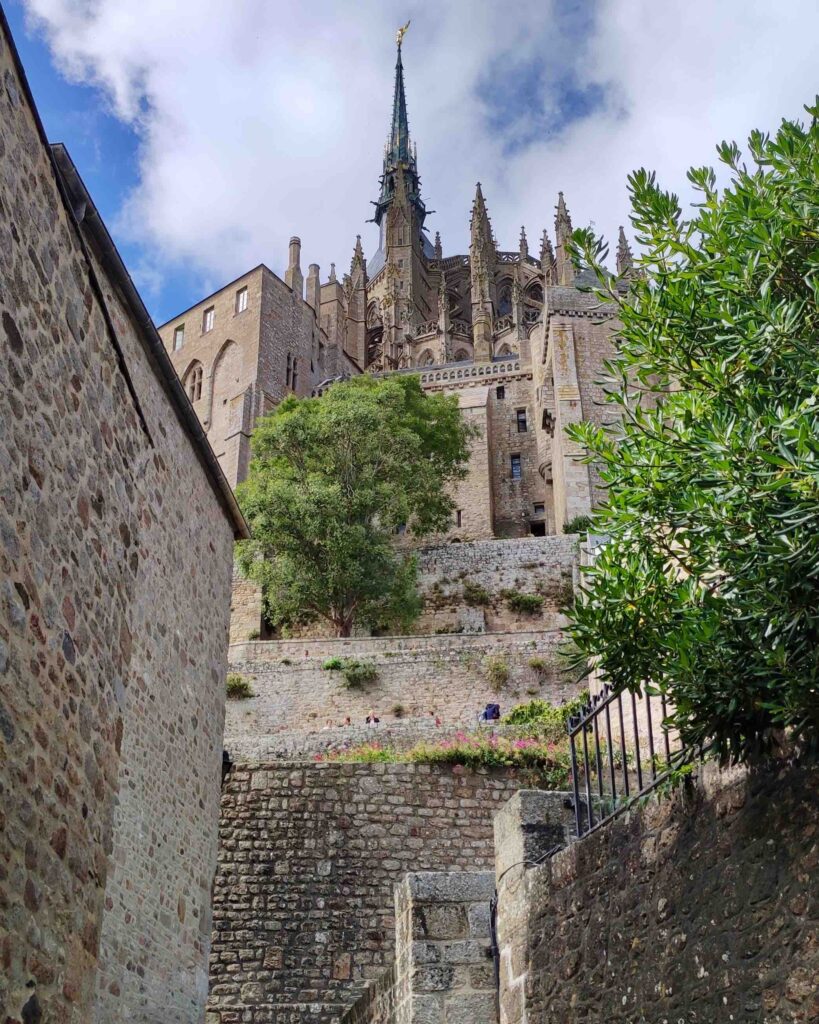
left=285, top=236, right=303, bottom=296
left=306, top=264, right=320, bottom=311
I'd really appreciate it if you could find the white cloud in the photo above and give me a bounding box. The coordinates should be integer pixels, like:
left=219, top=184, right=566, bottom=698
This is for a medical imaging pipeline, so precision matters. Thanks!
left=22, top=0, right=819, bottom=309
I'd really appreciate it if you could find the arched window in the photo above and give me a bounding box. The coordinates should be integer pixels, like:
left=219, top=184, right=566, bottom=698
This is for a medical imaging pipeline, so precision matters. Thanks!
left=453, top=349, right=470, bottom=362
left=496, top=344, right=514, bottom=358
left=292, top=357, right=299, bottom=391
left=497, top=283, right=513, bottom=317
left=418, top=350, right=435, bottom=367
left=527, top=283, right=544, bottom=305
left=447, top=292, right=460, bottom=315
left=185, top=362, right=203, bottom=403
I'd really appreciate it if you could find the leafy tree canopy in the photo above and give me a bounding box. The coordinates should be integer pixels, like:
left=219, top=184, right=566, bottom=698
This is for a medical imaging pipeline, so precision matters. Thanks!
left=236, top=374, right=473, bottom=637
left=567, top=101, right=819, bottom=765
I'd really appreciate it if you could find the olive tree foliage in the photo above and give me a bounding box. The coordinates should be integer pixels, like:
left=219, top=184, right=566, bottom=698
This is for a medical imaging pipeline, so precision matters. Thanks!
left=236, top=374, right=473, bottom=637
left=567, top=102, right=819, bottom=765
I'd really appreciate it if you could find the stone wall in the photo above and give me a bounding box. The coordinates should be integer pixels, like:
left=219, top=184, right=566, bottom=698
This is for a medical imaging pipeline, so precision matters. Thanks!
left=495, top=765, right=819, bottom=1024
left=228, top=536, right=578, bottom=645
left=225, top=631, right=575, bottom=745
left=0, top=17, right=237, bottom=1024
left=207, top=763, right=527, bottom=1023
left=415, top=536, right=576, bottom=635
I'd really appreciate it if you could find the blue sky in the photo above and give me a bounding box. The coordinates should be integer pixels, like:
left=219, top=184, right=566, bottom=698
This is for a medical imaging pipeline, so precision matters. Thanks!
left=9, top=0, right=819, bottom=324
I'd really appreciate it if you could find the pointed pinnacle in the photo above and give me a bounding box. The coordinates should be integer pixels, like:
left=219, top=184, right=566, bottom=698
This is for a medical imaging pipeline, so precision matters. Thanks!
left=555, top=192, right=572, bottom=240
left=329, top=262, right=337, bottom=282
left=616, top=225, right=634, bottom=275
left=434, top=231, right=442, bottom=259
left=519, top=226, right=528, bottom=257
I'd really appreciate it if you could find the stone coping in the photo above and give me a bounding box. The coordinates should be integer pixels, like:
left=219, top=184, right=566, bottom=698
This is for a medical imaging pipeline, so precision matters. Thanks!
left=229, top=628, right=564, bottom=661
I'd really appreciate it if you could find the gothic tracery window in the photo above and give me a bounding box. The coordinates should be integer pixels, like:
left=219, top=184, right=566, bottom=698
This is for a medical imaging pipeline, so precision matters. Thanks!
left=418, top=349, right=435, bottom=367
left=526, top=283, right=544, bottom=305
left=185, top=362, right=203, bottom=403
left=497, top=284, right=513, bottom=317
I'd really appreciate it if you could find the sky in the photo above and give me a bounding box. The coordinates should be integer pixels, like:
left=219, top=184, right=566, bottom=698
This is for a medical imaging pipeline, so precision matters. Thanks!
left=7, top=0, right=819, bottom=324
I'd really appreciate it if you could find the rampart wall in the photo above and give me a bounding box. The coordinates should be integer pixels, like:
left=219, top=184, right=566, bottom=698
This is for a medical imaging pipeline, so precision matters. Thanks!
left=207, top=763, right=526, bottom=1023
left=225, top=631, right=575, bottom=746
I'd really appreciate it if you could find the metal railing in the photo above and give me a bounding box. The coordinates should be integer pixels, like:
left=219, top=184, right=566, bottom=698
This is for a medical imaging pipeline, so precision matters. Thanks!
left=567, top=683, right=692, bottom=838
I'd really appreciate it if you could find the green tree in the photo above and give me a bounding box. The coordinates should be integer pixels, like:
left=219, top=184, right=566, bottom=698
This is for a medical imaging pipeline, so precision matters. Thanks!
left=236, top=374, right=473, bottom=637
left=567, top=101, right=819, bottom=765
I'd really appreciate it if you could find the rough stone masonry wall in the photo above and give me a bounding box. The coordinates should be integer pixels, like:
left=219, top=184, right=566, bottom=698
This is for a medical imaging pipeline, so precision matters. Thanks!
left=496, top=765, right=819, bottom=1024
left=0, top=17, right=235, bottom=1024
left=414, top=536, right=577, bottom=635
left=207, top=763, right=526, bottom=1024
left=225, top=631, right=575, bottom=748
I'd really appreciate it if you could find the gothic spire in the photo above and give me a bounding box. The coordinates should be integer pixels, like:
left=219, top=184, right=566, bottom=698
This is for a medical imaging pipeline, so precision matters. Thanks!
left=373, top=30, right=426, bottom=230
left=519, top=226, right=528, bottom=258
left=388, top=34, right=411, bottom=166
left=554, top=193, right=574, bottom=286
left=616, top=226, right=634, bottom=275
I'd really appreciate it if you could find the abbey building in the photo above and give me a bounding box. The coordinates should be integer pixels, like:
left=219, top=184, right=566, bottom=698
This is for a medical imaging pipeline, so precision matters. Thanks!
left=158, top=34, right=634, bottom=539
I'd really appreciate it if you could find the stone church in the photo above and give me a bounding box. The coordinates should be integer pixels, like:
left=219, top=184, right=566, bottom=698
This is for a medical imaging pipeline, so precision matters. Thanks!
left=159, top=32, right=634, bottom=540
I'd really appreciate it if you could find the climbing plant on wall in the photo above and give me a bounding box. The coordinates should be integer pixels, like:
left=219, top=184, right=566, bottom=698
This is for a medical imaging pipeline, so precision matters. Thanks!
left=566, top=101, right=819, bottom=765
left=236, top=374, right=473, bottom=637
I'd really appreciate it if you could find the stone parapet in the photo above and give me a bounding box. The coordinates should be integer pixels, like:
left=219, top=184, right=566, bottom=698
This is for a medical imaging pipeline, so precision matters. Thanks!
left=494, top=764, right=819, bottom=1024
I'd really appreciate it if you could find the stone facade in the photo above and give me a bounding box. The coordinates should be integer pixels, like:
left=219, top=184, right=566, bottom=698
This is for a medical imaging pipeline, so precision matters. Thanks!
left=495, top=765, right=819, bottom=1024
left=224, top=630, right=575, bottom=749
left=207, top=763, right=528, bottom=1023
left=0, top=15, right=243, bottom=1024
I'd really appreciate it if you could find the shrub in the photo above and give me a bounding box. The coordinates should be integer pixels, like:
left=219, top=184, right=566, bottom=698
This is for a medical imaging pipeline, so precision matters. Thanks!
left=392, top=703, right=406, bottom=718
left=280, top=657, right=293, bottom=666
left=340, top=659, right=378, bottom=688
left=567, top=109, right=819, bottom=763
left=463, top=580, right=491, bottom=606
left=504, top=591, right=544, bottom=615
left=226, top=673, right=254, bottom=700
left=484, top=655, right=510, bottom=689
left=503, top=692, right=589, bottom=741
left=247, top=628, right=260, bottom=640
left=563, top=514, right=593, bottom=535
left=528, top=656, right=548, bottom=673
left=323, top=656, right=344, bottom=671
left=323, top=733, right=572, bottom=788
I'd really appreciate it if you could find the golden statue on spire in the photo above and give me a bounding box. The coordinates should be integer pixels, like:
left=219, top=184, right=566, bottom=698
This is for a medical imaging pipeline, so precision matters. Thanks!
left=396, top=20, right=410, bottom=46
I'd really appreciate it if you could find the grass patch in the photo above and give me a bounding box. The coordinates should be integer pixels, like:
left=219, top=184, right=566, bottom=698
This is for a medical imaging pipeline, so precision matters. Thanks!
left=503, top=693, right=589, bottom=741
left=484, top=655, right=510, bottom=689
left=226, top=673, right=254, bottom=700
left=502, top=590, right=544, bottom=614
left=323, top=656, right=377, bottom=688
left=463, top=580, right=491, bottom=606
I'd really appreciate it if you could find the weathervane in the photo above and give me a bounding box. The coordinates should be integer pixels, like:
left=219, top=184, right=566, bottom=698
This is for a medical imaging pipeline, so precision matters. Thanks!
left=396, top=20, right=410, bottom=46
